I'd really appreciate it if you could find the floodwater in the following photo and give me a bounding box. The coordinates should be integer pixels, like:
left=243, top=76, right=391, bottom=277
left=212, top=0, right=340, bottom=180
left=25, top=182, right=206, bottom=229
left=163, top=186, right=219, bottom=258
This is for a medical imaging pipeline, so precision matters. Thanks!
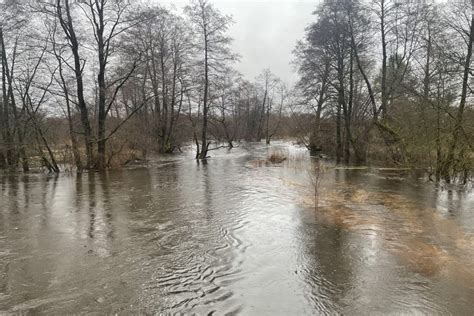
left=1, top=143, right=474, bottom=314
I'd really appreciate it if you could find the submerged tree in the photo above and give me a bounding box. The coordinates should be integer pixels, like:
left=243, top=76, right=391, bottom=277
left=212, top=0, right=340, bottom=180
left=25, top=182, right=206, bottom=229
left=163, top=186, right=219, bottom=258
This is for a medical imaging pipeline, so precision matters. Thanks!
left=185, top=0, right=237, bottom=159
left=293, top=0, right=473, bottom=182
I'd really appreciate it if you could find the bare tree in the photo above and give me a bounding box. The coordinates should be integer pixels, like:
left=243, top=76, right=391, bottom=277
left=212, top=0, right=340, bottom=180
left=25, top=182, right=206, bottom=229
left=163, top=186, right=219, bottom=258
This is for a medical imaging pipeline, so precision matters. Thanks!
left=185, top=0, right=237, bottom=159
left=54, top=0, right=94, bottom=169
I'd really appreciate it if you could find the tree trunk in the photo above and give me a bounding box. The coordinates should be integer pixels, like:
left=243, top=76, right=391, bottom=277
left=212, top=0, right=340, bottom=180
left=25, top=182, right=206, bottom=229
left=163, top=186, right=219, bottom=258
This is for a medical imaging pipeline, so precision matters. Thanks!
left=199, top=28, right=209, bottom=159
left=1, top=28, right=14, bottom=169
left=441, top=13, right=474, bottom=182
left=96, top=0, right=107, bottom=170
left=56, top=48, right=82, bottom=170
left=265, top=103, right=271, bottom=145
left=380, top=0, right=388, bottom=119
left=256, top=89, right=267, bottom=142
left=336, top=103, right=342, bottom=163
left=57, top=0, right=94, bottom=169
left=309, top=62, right=329, bottom=152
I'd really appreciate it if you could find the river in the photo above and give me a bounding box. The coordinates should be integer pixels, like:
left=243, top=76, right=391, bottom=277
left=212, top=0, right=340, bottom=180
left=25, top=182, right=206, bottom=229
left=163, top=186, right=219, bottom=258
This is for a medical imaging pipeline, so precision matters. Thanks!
left=1, top=143, right=473, bottom=314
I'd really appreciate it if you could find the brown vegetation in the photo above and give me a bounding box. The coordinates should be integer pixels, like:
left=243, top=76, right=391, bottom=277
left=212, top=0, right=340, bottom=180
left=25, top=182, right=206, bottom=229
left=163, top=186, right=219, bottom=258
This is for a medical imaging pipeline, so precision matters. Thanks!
left=268, top=153, right=287, bottom=164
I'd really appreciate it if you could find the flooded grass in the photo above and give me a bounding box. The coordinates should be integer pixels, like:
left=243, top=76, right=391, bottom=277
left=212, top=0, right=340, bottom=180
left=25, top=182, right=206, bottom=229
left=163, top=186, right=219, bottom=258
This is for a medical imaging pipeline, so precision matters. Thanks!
left=294, top=177, right=474, bottom=280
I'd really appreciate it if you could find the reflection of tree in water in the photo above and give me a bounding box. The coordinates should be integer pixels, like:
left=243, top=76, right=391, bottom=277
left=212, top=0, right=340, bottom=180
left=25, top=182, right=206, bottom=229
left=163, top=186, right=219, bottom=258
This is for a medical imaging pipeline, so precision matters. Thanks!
left=0, top=176, right=9, bottom=298
left=135, top=158, right=245, bottom=313
left=42, top=175, right=59, bottom=226
left=0, top=175, right=75, bottom=311
left=86, top=173, right=96, bottom=239
left=79, top=173, right=114, bottom=258
left=299, top=220, right=354, bottom=313
left=300, top=166, right=474, bottom=313
left=299, top=168, right=426, bottom=313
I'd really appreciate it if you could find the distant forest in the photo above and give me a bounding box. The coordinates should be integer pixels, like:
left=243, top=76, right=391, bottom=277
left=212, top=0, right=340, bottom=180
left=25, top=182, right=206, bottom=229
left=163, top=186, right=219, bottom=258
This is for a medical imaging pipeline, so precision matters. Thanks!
left=0, top=0, right=473, bottom=183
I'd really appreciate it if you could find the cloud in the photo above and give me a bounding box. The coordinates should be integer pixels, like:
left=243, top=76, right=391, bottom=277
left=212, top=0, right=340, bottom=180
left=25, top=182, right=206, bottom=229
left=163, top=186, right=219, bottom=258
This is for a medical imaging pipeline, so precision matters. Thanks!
left=156, top=0, right=316, bottom=84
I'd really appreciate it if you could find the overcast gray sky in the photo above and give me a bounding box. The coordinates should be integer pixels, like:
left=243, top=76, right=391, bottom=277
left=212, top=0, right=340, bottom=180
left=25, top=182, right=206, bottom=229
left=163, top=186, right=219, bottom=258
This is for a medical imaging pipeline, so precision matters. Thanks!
left=158, top=0, right=317, bottom=84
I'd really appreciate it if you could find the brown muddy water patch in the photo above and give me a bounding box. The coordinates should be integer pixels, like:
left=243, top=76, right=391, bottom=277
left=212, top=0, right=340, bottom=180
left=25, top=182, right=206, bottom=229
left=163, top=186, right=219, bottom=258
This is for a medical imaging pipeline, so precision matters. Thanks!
left=296, top=174, right=474, bottom=280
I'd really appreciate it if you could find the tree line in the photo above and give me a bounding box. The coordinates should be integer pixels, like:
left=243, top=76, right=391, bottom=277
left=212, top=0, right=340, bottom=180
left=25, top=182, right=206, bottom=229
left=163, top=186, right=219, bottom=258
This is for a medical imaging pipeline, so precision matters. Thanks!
left=0, top=0, right=288, bottom=172
left=293, top=0, right=474, bottom=183
left=1, top=0, right=473, bottom=184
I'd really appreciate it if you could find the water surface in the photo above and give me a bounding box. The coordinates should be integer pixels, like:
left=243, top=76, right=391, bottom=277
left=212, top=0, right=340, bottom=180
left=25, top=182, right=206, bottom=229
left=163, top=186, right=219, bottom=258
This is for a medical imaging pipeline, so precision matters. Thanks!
left=1, top=143, right=473, bottom=314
